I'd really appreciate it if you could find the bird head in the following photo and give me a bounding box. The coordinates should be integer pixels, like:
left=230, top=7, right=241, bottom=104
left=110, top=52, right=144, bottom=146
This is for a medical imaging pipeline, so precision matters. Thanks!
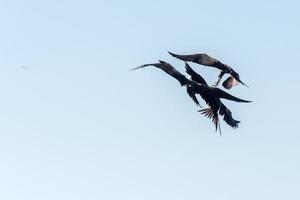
left=230, top=71, right=248, bottom=88
left=230, top=70, right=240, bottom=80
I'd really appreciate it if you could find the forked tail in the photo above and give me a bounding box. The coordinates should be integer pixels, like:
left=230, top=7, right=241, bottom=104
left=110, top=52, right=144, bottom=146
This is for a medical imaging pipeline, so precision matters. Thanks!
left=198, top=108, right=221, bottom=135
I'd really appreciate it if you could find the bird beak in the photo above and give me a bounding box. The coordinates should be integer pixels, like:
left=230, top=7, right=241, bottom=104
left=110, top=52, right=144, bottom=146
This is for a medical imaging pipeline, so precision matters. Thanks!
left=238, top=79, right=249, bottom=88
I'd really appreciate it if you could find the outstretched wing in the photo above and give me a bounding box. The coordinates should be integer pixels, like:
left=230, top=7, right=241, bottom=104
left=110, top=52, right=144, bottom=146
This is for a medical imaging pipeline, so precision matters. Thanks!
left=209, top=87, right=252, bottom=103
left=185, top=62, right=207, bottom=85
left=130, top=63, right=159, bottom=71
left=130, top=60, right=189, bottom=86
left=168, top=51, right=228, bottom=71
left=219, top=103, right=240, bottom=128
left=169, top=51, right=197, bottom=62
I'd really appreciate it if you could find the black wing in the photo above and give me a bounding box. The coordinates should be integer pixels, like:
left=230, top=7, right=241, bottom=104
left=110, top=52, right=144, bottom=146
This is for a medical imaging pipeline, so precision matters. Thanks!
left=186, top=86, right=200, bottom=106
left=130, top=60, right=189, bottom=86
left=219, top=103, right=240, bottom=128
left=185, top=62, right=207, bottom=85
left=199, top=102, right=240, bottom=133
left=169, top=51, right=197, bottom=62
left=209, top=87, right=252, bottom=103
left=168, top=51, right=228, bottom=71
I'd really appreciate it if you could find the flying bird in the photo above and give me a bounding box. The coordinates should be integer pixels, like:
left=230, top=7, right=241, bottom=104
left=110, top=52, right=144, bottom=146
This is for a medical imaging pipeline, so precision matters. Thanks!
left=20, top=65, right=30, bottom=71
left=168, top=51, right=248, bottom=89
left=130, top=60, right=251, bottom=134
left=185, top=62, right=241, bottom=131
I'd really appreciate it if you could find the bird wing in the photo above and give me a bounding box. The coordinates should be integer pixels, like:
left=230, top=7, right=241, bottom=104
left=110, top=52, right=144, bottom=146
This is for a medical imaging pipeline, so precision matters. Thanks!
left=219, top=103, right=240, bottom=128
left=130, top=63, right=159, bottom=71
left=169, top=51, right=196, bottom=62
left=198, top=100, right=240, bottom=132
left=185, top=62, right=208, bottom=85
left=186, top=86, right=200, bottom=106
left=168, top=51, right=226, bottom=71
left=209, top=87, right=252, bottom=103
left=130, top=61, right=189, bottom=86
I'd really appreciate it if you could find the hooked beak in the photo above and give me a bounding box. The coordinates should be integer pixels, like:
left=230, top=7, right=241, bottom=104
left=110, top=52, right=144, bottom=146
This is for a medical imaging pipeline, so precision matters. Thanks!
left=238, top=79, right=249, bottom=88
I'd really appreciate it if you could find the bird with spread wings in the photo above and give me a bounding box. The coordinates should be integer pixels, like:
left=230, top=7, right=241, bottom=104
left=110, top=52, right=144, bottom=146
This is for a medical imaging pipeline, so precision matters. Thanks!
left=168, top=51, right=248, bottom=90
left=131, top=60, right=251, bottom=134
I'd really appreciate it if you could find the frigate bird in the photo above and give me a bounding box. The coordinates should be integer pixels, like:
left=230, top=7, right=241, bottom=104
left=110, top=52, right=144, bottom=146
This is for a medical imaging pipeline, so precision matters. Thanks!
left=130, top=60, right=251, bottom=133
left=184, top=62, right=241, bottom=130
left=168, top=51, right=248, bottom=89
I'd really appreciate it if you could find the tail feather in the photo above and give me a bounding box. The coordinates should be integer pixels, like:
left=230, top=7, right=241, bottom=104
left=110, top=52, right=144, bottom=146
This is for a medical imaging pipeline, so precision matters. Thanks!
left=198, top=108, right=220, bottom=133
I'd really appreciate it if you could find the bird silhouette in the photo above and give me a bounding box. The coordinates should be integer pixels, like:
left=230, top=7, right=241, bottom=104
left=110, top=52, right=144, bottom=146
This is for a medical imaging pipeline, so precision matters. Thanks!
left=168, top=51, right=248, bottom=89
left=184, top=62, right=241, bottom=131
left=131, top=60, right=251, bottom=134
left=20, top=65, right=30, bottom=71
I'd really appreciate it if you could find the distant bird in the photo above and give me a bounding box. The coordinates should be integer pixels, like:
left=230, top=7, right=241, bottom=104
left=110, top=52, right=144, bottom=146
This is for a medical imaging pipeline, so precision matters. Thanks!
left=130, top=60, right=251, bottom=133
left=20, top=65, right=30, bottom=71
left=168, top=51, right=248, bottom=89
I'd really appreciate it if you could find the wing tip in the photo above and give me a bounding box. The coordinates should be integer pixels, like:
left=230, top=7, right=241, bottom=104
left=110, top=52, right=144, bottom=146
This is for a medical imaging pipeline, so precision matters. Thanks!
left=129, top=66, right=140, bottom=71
left=168, top=51, right=176, bottom=57
left=129, top=64, right=153, bottom=71
left=158, top=60, right=165, bottom=64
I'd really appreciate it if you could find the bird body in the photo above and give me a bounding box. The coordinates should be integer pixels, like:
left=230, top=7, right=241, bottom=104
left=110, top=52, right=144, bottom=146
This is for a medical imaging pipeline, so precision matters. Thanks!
left=131, top=61, right=251, bottom=133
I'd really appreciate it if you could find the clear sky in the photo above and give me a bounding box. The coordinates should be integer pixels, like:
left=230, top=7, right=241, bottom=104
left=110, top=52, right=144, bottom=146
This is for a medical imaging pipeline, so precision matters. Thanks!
left=0, top=0, right=300, bottom=199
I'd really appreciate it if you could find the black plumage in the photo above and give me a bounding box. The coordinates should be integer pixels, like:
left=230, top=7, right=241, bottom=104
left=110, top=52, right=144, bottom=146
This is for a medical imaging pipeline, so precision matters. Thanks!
left=168, top=51, right=248, bottom=89
left=131, top=60, right=250, bottom=133
left=185, top=62, right=241, bottom=131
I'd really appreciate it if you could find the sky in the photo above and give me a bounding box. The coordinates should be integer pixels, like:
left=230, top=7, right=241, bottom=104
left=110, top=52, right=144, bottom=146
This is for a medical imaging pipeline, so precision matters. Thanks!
left=0, top=0, right=300, bottom=199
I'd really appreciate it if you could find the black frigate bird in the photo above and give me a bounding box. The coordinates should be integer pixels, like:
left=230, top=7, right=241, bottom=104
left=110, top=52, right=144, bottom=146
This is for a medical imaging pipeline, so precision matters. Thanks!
left=130, top=60, right=251, bottom=134
left=184, top=62, right=241, bottom=131
left=168, top=51, right=248, bottom=90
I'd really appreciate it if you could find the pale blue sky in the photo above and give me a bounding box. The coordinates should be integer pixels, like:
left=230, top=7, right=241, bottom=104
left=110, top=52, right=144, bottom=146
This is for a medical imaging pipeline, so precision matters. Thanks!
left=0, top=0, right=300, bottom=199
